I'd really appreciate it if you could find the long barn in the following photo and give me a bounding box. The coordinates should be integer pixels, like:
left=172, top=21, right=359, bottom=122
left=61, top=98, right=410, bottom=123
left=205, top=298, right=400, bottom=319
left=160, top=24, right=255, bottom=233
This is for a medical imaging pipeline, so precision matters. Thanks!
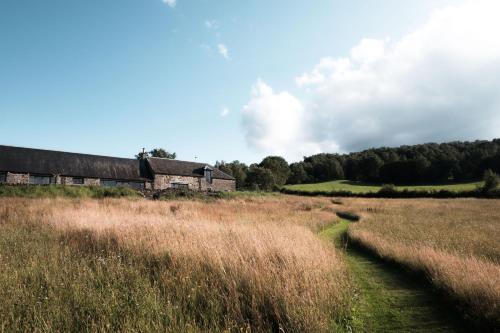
left=0, top=145, right=235, bottom=192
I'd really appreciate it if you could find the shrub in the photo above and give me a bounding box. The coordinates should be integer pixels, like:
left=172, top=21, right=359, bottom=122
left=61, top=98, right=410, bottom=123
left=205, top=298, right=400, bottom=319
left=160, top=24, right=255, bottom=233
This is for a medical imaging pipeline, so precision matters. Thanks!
left=482, top=169, right=499, bottom=193
left=0, top=185, right=141, bottom=199
left=246, top=167, right=276, bottom=191
left=378, top=184, right=397, bottom=194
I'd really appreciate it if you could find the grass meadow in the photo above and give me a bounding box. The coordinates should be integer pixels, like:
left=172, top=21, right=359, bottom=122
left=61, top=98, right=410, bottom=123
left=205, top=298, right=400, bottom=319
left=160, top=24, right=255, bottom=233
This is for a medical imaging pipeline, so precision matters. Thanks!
left=341, top=198, right=500, bottom=326
left=0, top=196, right=351, bottom=332
left=284, top=180, right=482, bottom=193
left=0, top=192, right=498, bottom=331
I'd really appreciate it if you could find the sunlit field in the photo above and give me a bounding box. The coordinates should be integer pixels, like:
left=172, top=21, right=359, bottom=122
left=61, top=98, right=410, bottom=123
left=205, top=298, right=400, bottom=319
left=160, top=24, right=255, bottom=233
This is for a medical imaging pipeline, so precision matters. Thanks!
left=341, top=198, right=500, bottom=325
left=284, top=180, right=482, bottom=193
left=0, top=196, right=351, bottom=332
left=0, top=194, right=498, bottom=331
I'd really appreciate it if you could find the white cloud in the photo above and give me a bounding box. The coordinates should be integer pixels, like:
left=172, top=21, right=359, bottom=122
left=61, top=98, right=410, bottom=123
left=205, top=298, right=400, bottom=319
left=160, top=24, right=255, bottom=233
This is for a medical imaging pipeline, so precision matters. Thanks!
left=242, top=80, right=327, bottom=158
left=220, top=107, right=230, bottom=117
left=162, top=0, right=176, bottom=7
left=243, top=0, right=500, bottom=160
left=205, top=20, right=218, bottom=29
left=218, top=43, right=229, bottom=59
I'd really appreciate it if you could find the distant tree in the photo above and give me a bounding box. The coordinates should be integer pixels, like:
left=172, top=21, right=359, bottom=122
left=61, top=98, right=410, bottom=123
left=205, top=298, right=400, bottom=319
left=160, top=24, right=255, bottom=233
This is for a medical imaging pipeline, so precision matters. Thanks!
left=357, top=153, right=383, bottom=182
left=479, top=153, right=500, bottom=175
left=380, top=161, right=415, bottom=184
left=343, top=157, right=360, bottom=181
left=313, top=157, right=343, bottom=181
left=482, top=169, right=499, bottom=192
left=215, top=160, right=232, bottom=175
left=288, top=162, right=308, bottom=184
left=238, top=138, right=500, bottom=185
left=425, top=159, right=456, bottom=182
left=216, top=160, right=249, bottom=189
left=136, top=148, right=176, bottom=160
left=302, top=154, right=344, bottom=182
left=246, top=166, right=276, bottom=191
left=149, top=148, right=176, bottom=159
left=259, top=156, right=290, bottom=186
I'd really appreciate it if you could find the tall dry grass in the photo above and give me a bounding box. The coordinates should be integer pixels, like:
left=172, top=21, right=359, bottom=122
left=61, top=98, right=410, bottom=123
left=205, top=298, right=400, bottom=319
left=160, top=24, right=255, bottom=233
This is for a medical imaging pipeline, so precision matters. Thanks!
left=0, top=196, right=351, bottom=332
left=340, top=198, right=500, bottom=326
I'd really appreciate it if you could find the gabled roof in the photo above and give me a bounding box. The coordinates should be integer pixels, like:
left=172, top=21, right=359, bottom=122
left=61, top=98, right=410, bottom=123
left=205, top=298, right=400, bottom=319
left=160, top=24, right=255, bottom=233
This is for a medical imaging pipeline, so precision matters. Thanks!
left=0, top=145, right=235, bottom=182
left=147, top=157, right=235, bottom=180
left=0, top=145, right=151, bottom=181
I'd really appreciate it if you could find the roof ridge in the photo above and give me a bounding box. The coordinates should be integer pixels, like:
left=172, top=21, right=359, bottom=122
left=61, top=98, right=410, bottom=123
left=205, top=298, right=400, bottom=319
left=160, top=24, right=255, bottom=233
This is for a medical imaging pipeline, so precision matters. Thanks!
left=0, top=145, right=136, bottom=162
left=147, top=156, right=211, bottom=165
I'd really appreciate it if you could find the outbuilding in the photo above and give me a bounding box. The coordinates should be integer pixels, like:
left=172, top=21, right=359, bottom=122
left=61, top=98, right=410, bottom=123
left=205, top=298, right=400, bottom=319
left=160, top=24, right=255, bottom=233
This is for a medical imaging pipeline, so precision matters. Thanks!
left=0, top=145, right=235, bottom=192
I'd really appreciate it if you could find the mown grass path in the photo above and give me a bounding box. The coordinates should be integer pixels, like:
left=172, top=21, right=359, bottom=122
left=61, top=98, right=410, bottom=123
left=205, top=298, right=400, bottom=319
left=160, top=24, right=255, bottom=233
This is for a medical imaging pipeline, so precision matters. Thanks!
left=321, top=220, right=469, bottom=333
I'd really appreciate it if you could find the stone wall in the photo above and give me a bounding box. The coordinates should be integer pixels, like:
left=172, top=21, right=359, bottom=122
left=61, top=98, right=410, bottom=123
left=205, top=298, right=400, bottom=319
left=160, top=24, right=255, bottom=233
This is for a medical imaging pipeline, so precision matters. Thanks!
left=199, top=177, right=210, bottom=192
left=199, top=178, right=235, bottom=192
left=212, top=178, right=236, bottom=192
left=154, top=174, right=235, bottom=192
left=84, top=178, right=100, bottom=186
left=1, top=171, right=234, bottom=192
left=61, top=176, right=72, bottom=185
left=60, top=176, right=84, bottom=185
left=6, top=172, right=29, bottom=184
left=153, top=175, right=201, bottom=191
left=3, top=173, right=101, bottom=186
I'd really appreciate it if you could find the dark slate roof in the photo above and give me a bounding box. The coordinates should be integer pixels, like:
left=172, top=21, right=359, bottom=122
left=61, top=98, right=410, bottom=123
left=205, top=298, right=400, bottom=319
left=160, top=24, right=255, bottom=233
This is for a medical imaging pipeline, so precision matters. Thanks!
left=147, top=157, right=235, bottom=180
left=0, top=145, right=151, bottom=181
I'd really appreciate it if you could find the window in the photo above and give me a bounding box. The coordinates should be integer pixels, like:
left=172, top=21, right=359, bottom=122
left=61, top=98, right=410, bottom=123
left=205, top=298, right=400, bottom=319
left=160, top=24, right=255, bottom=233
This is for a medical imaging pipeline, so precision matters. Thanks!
left=128, top=182, right=145, bottom=190
left=0, top=172, right=6, bottom=183
left=29, top=175, right=55, bottom=185
left=171, top=183, right=189, bottom=190
left=72, top=177, right=84, bottom=185
left=101, top=180, right=144, bottom=190
left=101, top=179, right=118, bottom=187
left=204, top=169, right=213, bottom=184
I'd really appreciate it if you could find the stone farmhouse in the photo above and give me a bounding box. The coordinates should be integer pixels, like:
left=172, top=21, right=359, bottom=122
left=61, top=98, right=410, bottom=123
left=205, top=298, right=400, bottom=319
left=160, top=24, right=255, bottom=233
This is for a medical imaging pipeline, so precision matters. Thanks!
left=0, top=145, right=235, bottom=192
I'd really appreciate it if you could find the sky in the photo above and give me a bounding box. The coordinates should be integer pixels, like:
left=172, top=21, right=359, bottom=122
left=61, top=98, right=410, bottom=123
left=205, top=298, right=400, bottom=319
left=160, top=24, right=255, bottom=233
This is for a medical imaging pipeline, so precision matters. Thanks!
left=1, top=0, right=499, bottom=164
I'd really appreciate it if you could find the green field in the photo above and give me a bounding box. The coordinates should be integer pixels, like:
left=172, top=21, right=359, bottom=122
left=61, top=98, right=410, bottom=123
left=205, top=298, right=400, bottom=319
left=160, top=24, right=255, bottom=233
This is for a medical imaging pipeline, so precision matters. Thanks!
left=284, top=180, right=482, bottom=193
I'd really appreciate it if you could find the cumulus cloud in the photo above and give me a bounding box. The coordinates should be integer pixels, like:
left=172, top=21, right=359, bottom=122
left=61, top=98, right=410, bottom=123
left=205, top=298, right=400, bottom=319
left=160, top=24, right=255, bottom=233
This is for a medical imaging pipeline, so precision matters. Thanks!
left=220, top=107, right=230, bottom=117
left=218, top=44, right=229, bottom=59
left=242, top=0, right=500, bottom=160
left=162, top=0, right=176, bottom=8
left=242, top=80, right=332, bottom=158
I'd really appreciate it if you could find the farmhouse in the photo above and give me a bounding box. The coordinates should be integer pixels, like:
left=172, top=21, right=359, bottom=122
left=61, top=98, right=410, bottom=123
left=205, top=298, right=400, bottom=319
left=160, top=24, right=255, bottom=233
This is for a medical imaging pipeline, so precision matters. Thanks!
left=0, top=145, right=235, bottom=192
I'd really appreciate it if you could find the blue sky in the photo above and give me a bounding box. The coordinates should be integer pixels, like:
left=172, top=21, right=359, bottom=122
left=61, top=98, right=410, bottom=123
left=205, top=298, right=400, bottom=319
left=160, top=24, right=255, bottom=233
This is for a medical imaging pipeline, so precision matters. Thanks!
left=2, top=0, right=498, bottom=164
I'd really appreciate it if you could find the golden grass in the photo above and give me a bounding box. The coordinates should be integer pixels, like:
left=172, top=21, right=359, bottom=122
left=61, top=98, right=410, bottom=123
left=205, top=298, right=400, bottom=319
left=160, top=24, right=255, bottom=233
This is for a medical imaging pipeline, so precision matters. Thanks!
left=0, top=196, right=351, bottom=332
left=341, top=198, right=500, bottom=325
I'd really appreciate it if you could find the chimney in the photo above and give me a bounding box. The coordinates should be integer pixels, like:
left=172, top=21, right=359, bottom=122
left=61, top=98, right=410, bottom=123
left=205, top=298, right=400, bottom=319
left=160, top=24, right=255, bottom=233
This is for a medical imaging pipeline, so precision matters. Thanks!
left=140, top=148, right=147, bottom=160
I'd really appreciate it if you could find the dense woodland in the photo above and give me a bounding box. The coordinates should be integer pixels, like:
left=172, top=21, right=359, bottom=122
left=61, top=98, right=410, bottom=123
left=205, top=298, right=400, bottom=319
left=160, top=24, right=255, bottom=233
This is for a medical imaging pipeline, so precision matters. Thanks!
left=216, top=139, right=500, bottom=190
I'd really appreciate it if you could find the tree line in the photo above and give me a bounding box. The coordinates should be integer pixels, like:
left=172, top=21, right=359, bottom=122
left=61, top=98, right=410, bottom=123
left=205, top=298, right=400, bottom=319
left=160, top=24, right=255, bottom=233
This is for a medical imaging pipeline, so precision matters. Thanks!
left=216, top=139, right=500, bottom=190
